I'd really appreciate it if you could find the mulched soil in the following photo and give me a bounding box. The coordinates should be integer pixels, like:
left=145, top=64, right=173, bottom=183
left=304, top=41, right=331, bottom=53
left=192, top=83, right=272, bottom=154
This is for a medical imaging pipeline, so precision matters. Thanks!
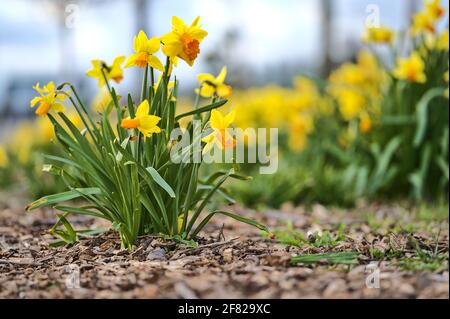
left=0, top=192, right=448, bottom=299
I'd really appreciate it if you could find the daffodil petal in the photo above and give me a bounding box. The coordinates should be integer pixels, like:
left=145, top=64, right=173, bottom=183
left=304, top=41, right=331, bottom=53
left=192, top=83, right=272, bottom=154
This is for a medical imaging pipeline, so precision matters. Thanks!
left=136, top=100, right=150, bottom=117
left=147, top=55, right=164, bottom=72
left=125, top=54, right=139, bottom=68
left=216, top=66, right=227, bottom=83
left=210, top=109, right=225, bottom=129
left=197, top=73, right=215, bottom=83
left=146, top=36, right=161, bottom=54
left=30, top=97, right=41, bottom=107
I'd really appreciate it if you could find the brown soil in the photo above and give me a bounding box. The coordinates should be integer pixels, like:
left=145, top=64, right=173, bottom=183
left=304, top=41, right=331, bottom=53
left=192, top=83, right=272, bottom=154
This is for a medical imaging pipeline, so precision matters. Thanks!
left=0, top=192, right=448, bottom=299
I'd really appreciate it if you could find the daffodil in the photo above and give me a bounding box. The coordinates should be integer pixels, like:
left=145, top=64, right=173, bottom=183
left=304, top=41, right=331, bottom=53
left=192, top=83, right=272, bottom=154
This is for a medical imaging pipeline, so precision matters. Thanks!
left=425, top=0, right=445, bottom=20
left=202, top=109, right=236, bottom=155
left=125, top=30, right=164, bottom=71
left=36, top=116, right=56, bottom=142
left=30, top=81, right=66, bottom=116
left=196, top=66, right=232, bottom=98
left=393, top=52, right=427, bottom=83
left=363, top=26, right=395, bottom=44
left=86, top=56, right=125, bottom=87
left=336, top=89, right=366, bottom=121
left=0, top=145, right=8, bottom=168
left=91, top=88, right=116, bottom=113
left=412, top=11, right=436, bottom=35
left=161, top=16, right=208, bottom=66
left=288, top=114, right=313, bottom=151
left=121, top=100, right=161, bottom=137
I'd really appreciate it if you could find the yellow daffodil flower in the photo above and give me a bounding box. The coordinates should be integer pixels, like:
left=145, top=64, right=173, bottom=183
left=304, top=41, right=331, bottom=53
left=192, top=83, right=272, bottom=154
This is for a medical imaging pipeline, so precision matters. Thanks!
left=425, top=0, right=445, bottom=20
left=121, top=100, right=161, bottom=137
left=393, top=52, right=427, bottom=83
left=412, top=11, right=436, bottom=35
left=196, top=66, right=232, bottom=98
left=202, top=109, right=236, bottom=155
left=86, top=56, right=125, bottom=87
left=363, top=26, right=395, bottom=44
left=36, top=116, right=56, bottom=142
left=288, top=114, right=313, bottom=151
left=337, top=90, right=366, bottom=121
left=30, top=81, right=66, bottom=116
left=91, top=88, right=116, bottom=113
left=125, top=30, right=164, bottom=71
left=161, top=16, right=208, bottom=66
left=0, top=145, right=8, bottom=168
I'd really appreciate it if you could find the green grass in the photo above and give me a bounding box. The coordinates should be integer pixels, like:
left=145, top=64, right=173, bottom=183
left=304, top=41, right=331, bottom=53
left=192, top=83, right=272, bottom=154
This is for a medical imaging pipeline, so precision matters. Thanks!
left=291, top=252, right=359, bottom=265
left=269, top=222, right=346, bottom=248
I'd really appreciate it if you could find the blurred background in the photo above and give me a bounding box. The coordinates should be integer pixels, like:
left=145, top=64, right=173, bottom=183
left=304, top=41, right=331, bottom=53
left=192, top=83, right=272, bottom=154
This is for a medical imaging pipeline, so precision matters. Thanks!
left=0, top=0, right=448, bottom=206
left=1, top=0, right=447, bottom=128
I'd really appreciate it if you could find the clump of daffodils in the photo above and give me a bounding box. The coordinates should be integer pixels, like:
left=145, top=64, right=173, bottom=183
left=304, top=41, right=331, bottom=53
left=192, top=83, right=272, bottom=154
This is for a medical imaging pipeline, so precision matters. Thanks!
left=229, top=76, right=322, bottom=152
left=327, top=50, right=384, bottom=138
left=26, top=16, right=266, bottom=250
left=345, top=0, right=449, bottom=199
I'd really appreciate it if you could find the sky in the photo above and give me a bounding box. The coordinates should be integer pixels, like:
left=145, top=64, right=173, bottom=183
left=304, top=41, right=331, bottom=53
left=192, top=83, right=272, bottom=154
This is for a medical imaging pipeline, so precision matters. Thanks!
left=0, top=0, right=448, bottom=112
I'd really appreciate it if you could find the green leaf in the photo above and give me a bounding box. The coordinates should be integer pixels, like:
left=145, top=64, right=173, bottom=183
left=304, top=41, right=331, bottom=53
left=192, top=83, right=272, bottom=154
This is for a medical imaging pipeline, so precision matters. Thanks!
left=54, top=205, right=105, bottom=219
left=146, top=167, right=176, bottom=198
left=26, top=188, right=102, bottom=211
left=414, top=87, right=445, bottom=147
left=190, top=210, right=268, bottom=239
left=50, top=214, right=77, bottom=245
left=175, top=99, right=227, bottom=121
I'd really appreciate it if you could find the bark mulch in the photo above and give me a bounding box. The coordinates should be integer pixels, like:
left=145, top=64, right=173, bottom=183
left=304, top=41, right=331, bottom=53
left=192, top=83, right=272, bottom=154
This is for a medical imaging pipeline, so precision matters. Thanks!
left=0, top=192, right=448, bottom=299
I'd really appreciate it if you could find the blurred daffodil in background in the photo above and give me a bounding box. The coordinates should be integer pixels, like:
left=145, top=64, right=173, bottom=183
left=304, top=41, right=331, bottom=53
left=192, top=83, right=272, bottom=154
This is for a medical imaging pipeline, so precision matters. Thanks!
left=412, top=0, right=444, bottom=35
left=91, top=88, right=116, bottom=113
left=393, top=52, right=427, bottom=83
left=363, top=25, right=395, bottom=44
left=202, top=109, right=236, bottom=155
left=196, top=66, right=232, bottom=98
left=86, top=56, right=125, bottom=87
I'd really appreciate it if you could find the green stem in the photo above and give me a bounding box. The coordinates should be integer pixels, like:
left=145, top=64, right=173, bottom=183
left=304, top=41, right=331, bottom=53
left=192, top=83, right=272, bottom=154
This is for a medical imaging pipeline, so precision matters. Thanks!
left=141, top=65, right=149, bottom=102
left=58, top=91, right=97, bottom=144
left=194, top=84, right=202, bottom=121
left=202, top=96, right=218, bottom=128
left=150, top=67, right=155, bottom=101
left=101, top=68, right=124, bottom=140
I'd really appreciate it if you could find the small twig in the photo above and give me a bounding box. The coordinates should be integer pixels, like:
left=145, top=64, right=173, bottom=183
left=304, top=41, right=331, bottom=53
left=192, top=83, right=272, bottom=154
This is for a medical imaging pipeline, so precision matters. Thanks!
left=0, top=259, right=41, bottom=266
left=172, top=237, right=240, bottom=258
left=216, top=223, right=226, bottom=242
